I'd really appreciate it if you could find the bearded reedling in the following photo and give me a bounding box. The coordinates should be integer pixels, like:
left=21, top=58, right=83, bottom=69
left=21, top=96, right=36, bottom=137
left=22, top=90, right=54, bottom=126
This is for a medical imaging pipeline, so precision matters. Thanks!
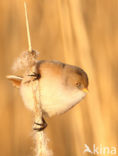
left=7, top=59, right=88, bottom=131
left=7, top=2, right=89, bottom=131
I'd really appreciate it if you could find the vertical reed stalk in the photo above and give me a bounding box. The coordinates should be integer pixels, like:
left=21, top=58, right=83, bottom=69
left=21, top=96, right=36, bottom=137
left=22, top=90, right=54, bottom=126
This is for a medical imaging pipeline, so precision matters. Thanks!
left=24, top=2, right=52, bottom=156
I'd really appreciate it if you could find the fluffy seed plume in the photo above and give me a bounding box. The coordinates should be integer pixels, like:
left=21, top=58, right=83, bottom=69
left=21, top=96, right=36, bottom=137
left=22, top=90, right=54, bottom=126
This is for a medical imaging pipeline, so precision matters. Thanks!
left=34, top=132, right=53, bottom=156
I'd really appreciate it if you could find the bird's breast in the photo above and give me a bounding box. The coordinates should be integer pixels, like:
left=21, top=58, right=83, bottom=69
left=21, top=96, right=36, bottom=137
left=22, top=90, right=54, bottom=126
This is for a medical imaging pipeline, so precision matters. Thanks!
left=39, top=77, right=86, bottom=117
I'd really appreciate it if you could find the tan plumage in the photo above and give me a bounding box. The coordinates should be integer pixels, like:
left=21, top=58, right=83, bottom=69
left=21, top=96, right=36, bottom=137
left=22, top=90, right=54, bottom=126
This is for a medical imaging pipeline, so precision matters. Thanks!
left=35, top=60, right=88, bottom=116
left=7, top=60, right=88, bottom=130
left=8, top=60, right=88, bottom=117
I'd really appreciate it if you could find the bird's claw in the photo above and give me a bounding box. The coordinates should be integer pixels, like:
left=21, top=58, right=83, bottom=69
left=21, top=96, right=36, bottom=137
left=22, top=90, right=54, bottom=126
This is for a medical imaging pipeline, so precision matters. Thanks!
left=28, top=72, right=41, bottom=81
left=33, top=117, right=47, bottom=132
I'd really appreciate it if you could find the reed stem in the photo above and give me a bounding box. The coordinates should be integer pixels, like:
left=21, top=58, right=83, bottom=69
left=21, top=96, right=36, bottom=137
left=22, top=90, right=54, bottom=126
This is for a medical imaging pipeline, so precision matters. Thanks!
left=24, top=2, right=32, bottom=52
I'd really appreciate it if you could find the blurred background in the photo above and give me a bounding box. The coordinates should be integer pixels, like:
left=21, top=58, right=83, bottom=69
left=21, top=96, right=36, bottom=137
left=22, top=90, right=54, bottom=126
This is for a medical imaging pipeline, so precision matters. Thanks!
left=0, top=0, right=118, bottom=155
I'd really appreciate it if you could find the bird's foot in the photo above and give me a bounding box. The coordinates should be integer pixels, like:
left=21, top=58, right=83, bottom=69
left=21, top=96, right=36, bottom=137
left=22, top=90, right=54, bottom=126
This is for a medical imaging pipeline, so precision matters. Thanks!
left=28, top=72, right=41, bottom=81
left=33, top=117, right=47, bottom=132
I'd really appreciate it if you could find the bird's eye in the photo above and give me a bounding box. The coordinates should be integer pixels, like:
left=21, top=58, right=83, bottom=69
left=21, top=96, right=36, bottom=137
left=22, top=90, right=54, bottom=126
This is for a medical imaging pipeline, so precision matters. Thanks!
left=75, top=82, right=81, bottom=88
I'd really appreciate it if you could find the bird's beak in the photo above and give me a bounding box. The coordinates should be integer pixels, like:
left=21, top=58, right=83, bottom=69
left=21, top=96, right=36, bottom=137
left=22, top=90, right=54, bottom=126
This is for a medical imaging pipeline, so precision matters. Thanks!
left=82, top=88, right=88, bottom=93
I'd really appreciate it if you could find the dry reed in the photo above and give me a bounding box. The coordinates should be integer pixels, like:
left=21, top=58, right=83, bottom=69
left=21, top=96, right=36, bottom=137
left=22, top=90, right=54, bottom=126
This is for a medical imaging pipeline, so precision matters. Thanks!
left=1, top=0, right=118, bottom=156
left=10, top=2, right=53, bottom=156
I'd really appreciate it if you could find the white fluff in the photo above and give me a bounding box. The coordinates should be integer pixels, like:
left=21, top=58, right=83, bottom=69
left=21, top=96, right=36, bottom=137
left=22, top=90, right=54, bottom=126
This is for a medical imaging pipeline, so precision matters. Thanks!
left=20, top=80, right=40, bottom=111
left=34, top=132, right=53, bottom=156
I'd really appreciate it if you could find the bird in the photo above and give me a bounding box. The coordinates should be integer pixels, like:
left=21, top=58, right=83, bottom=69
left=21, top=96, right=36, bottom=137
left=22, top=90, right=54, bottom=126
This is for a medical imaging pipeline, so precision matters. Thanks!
left=7, top=60, right=89, bottom=131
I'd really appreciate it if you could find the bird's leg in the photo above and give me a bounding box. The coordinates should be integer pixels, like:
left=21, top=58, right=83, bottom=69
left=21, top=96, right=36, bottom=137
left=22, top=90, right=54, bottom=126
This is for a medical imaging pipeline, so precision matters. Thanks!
left=28, top=71, right=45, bottom=131
left=33, top=117, right=47, bottom=131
